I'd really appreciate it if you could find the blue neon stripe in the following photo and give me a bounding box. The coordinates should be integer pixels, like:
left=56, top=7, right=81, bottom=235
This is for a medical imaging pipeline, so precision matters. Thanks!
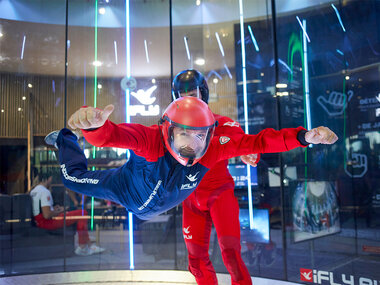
left=125, top=0, right=134, bottom=270
left=239, top=0, right=254, bottom=230
left=247, top=25, right=259, bottom=52
left=331, top=4, right=346, bottom=32
left=302, top=20, right=312, bottom=139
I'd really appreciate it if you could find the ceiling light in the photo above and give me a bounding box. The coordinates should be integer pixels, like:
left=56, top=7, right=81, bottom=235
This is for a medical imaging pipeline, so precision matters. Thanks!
left=18, top=107, right=22, bottom=111
left=276, top=83, right=287, bottom=88
left=21, top=35, right=26, bottom=60
left=114, top=41, right=118, bottom=65
left=92, top=61, right=102, bottom=67
left=215, top=32, right=225, bottom=57
left=144, top=39, right=150, bottom=63
left=248, top=25, right=260, bottom=52
left=99, top=7, right=106, bottom=15
left=296, top=16, right=311, bottom=43
left=276, top=91, right=289, bottom=96
left=22, top=96, right=26, bottom=100
left=184, top=37, right=190, bottom=61
left=224, top=64, right=232, bottom=79
left=195, top=58, right=205, bottom=66
left=28, top=83, right=33, bottom=88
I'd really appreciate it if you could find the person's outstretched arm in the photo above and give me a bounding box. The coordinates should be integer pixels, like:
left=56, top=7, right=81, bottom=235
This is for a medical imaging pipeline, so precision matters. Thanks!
left=214, top=115, right=260, bottom=166
left=208, top=126, right=338, bottom=163
left=67, top=104, right=154, bottom=153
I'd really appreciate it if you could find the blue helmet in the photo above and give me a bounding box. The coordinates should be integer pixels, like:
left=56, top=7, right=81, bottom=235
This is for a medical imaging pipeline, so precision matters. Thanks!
left=172, top=69, right=209, bottom=104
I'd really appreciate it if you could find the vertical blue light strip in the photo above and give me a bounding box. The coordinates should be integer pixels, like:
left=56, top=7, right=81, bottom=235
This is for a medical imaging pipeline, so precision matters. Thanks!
left=302, top=20, right=312, bottom=137
left=224, top=63, right=233, bottom=79
left=336, top=49, right=344, bottom=56
left=331, top=4, right=346, bottom=32
left=296, top=16, right=310, bottom=43
left=125, top=0, right=134, bottom=270
left=20, top=35, right=26, bottom=59
left=114, top=41, right=118, bottom=65
left=239, top=0, right=254, bottom=230
left=184, top=37, right=191, bottom=61
left=215, top=32, right=225, bottom=57
left=247, top=25, right=259, bottom=52
left=144, top=40, right=150, bottom=63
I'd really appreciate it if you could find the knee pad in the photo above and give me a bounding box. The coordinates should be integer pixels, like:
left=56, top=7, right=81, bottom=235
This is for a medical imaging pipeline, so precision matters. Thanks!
left=186, top=241, right=209, bottom=259
left=219, top=237, right=250, bottom=283
left=188, top=255, right=218, bottom=285
left=188, top=256, right=203, bottom=278
left=222, top=248, right=245, bottom=281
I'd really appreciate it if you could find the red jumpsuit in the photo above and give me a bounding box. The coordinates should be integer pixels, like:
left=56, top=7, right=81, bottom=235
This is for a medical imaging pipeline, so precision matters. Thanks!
left=183, top=114, right=253, bottom=285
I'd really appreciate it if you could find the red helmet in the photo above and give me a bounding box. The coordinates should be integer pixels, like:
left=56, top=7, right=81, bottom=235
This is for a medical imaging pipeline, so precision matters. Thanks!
left=161, top=97, right=217, bottom=166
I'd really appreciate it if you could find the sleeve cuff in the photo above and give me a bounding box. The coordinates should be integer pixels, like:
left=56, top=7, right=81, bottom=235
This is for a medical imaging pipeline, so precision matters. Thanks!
left=297, top=129, right=309, bottom=146
left=85, top=127, right=99, bottom=131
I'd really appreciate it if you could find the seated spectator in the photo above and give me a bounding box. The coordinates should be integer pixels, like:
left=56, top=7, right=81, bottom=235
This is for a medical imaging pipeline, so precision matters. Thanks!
left=29, top=173, right=105, bottom=256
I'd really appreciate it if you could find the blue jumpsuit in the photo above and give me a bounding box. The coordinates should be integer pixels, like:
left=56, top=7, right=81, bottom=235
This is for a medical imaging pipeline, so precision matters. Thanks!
left=57, top=121, right=306, bottom=220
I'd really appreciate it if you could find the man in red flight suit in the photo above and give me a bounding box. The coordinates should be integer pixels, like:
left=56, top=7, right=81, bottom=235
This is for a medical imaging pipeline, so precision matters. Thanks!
left=172, top=69, right=257, bottom=285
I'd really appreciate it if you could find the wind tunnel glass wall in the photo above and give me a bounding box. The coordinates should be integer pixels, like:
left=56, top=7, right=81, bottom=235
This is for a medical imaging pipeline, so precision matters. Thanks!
left=0, top=0, right=68, bottom=275
left=65, top=0, right=172, bottom=272
left=1, top=0, right=380, bottom=284
left=0, top=0, right=173, bottom=275
left=273, top=0, right=380, bottom=284
left=171, top=0, right=283, bottom=279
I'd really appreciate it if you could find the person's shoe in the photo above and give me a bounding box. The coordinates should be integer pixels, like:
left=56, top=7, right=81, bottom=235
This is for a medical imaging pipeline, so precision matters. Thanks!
left=75, top=245, right=91, bottom=256
left=88, top=244, right=105, bottom=255
left=45, top=130, right=60, bottom=149
left=45, top=130, right=80, bottom=149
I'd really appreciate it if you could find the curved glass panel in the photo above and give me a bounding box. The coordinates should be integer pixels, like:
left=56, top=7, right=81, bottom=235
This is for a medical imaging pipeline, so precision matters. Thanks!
left=274, top=0, right=380, bottom=283
left=0, top=0, right=379, bottom=283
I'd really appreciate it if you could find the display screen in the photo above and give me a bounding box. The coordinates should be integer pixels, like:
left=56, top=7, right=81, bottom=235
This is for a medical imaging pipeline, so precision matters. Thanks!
left=239, top=208, right=270, bottom=244
left=227, top=164, right=258, bottom=187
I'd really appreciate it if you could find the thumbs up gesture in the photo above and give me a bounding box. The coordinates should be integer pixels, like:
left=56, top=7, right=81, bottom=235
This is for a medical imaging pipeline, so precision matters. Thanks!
left=68, top=104, right=114, bottom=130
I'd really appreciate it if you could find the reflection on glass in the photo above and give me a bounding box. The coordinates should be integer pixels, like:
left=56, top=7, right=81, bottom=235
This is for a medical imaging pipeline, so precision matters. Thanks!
left=0, top=0, right=379, bottom=282
left=292, top=181, right=340, bottom=242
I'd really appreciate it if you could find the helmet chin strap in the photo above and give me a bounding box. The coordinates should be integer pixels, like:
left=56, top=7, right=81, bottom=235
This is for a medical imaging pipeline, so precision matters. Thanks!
left=186, top=159, right=194, bottom=167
